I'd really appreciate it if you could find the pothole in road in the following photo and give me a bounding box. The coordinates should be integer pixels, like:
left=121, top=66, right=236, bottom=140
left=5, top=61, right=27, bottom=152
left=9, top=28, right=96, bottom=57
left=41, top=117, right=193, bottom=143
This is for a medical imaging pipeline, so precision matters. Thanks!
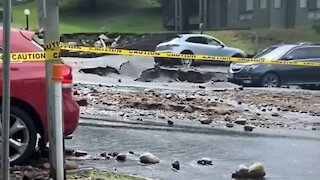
left=79, top=66, right=228, bottom=83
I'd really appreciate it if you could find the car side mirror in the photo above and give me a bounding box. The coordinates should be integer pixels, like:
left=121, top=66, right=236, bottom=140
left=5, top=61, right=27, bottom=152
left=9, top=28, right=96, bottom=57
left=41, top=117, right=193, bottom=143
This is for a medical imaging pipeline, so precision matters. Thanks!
left=284, top=55, right=293, bottom=60
left=220, top=44, right=225, bottom=48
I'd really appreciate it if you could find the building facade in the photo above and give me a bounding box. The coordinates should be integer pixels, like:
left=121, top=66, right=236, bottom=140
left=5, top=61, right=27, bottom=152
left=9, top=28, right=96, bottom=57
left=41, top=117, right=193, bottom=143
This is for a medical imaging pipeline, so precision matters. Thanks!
left=166, top=0, right=320, bottom=30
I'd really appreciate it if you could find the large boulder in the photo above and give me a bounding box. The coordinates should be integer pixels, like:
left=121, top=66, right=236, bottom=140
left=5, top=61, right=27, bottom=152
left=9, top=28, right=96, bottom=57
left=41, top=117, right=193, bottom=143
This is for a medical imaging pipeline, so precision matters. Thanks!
left=248, top=162, right=266, bottom=178
left=140, top=152, right=160, bottom=164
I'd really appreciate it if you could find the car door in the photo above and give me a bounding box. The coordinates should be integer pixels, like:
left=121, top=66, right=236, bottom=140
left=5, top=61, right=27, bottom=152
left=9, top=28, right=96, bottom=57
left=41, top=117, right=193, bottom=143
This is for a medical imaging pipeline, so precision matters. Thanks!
left=276, top=47, right=309, bottom=84
left=205, top=37, right=229, bottom=56
left=297, top=46, right=320, bottom=84
left=185, top=37, right=219, bottom=55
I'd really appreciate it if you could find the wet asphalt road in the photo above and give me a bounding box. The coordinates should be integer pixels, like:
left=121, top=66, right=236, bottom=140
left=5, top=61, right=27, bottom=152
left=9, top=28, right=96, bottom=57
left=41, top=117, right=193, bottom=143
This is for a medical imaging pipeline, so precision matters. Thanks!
left=66, top=121, right=320, bottom=180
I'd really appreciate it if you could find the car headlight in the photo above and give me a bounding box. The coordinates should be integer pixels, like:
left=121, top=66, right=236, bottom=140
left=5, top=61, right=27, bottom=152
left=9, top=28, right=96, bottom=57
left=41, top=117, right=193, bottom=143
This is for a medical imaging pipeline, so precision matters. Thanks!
left=243, top=64, right=259, bottom=71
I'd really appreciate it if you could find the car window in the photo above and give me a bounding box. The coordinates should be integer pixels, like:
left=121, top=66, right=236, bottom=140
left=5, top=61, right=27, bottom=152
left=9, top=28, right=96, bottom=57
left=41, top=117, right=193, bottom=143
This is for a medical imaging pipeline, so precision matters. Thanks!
left=304, top=47, right=320, bottom=59
left=286, top=48, right=308, bottom=60
left=206, top=37, right=221, bottom=46
left=186, top=37, right=208, bottom=44
left=254, top=45, right=296, bottom=60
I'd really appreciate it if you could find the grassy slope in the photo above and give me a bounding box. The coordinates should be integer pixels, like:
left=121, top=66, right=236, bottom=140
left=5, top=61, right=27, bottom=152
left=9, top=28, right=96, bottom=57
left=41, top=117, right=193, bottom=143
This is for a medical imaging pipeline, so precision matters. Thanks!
left=206, top=28, right=320, bottom=54
left=10, top=0, right=320, bottom=53
left=11, top=0, right=164, bottom=33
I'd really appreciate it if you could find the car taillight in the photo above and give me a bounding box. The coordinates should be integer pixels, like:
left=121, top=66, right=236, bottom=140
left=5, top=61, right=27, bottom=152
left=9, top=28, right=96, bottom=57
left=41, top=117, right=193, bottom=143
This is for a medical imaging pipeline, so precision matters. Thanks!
left=61, top=65, right=73, bottom=88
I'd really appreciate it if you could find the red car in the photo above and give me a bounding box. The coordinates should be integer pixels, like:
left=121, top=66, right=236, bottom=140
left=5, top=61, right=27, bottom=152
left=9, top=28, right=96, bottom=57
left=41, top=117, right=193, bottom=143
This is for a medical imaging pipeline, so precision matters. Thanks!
left=0, top=27, right=80, bottom=164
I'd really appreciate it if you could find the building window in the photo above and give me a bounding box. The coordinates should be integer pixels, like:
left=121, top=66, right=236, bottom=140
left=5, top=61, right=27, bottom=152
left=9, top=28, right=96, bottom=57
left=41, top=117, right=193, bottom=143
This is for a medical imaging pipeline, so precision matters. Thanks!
left=300, top=0, right=307, bottom=8
left=239, top=0, right=253, bottom=21
left=274, top=0, right=282, bottom=8
left=308, top=10, right=320, bottom=18
left=308, top=0, right=318, bottom=10
left=260, top=0, right=267, bottom=9
left=318, top=0, right=320, bottom=8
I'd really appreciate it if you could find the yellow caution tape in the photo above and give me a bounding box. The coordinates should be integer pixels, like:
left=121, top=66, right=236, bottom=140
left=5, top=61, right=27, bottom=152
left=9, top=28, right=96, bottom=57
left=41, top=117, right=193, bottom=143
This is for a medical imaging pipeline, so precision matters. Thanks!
left=59, top=44, right=320, bottom=67
left=0, top=41, right=320, bottom=67
left=0, top=51, right=60, bottom=62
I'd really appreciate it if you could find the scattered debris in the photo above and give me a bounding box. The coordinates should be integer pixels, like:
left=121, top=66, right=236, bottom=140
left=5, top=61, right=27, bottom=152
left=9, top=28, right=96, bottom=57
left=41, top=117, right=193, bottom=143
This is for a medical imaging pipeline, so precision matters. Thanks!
left=244, top=125, right=255, bottom=132
left=172, top=160, right=180, bottom=170
left=197, top=158, right=212, bottom=166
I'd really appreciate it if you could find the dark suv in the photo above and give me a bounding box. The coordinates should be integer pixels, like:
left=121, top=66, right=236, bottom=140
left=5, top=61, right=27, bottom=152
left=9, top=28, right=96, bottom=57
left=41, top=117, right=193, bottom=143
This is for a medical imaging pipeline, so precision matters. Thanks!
left=228, top=43, right=320, bottom=87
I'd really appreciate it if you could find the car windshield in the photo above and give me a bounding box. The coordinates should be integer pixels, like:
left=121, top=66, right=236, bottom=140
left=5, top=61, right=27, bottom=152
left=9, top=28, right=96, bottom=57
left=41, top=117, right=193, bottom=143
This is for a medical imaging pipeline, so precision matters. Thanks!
left=253, top=45, right=296, bottom=60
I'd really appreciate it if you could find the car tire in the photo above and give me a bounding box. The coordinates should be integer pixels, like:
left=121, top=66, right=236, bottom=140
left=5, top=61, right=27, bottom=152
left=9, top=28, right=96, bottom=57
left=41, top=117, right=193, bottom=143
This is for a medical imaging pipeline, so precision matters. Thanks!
left=260, top=73, right=281, bottom=88
left=2, top=106, right=38, bottom=165
left=180, top=50, right=194, bottom=67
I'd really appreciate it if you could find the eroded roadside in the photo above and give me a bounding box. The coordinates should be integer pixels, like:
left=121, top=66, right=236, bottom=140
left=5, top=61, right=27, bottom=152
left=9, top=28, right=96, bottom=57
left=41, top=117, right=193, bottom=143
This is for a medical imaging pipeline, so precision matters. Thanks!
left=74, top=83, right=320, bottom=132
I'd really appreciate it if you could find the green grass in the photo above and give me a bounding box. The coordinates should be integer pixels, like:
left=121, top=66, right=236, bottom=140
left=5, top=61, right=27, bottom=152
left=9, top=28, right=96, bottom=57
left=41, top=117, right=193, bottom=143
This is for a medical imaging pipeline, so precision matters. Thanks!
left=206, top=28, right=320, bottom=54
left=11, top=0, right=164, bottom=33
left=67, top=169, right=147, bottom=180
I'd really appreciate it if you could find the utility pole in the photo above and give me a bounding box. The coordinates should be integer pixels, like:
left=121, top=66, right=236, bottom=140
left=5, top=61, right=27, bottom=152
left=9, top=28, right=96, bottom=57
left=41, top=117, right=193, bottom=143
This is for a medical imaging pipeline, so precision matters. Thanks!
left=174, top=0, right=179, bottom=31
left=42, top=0, right=64, bottom=179
left=36, top=0, right=44, bottom=30
left=1, top=0, right=11, bottom=179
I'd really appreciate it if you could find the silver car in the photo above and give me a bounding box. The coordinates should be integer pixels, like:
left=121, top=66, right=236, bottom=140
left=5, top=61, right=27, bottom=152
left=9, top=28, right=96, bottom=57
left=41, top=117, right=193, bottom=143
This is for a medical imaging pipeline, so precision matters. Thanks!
left=155, top=34, right=247, bottom=67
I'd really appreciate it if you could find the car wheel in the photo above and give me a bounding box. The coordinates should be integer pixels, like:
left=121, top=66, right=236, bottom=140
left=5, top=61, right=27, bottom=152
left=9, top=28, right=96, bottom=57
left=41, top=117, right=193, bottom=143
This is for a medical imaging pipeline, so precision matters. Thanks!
left=261, top=73, right=280, bottom=88
left=180, top=50, right=194, bottom=68
left=0, top=106, right=37, bottom=165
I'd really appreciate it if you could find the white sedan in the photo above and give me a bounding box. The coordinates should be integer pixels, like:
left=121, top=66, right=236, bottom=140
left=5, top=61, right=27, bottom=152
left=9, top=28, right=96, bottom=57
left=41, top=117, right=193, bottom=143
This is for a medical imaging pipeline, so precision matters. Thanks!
left=154, top=34, right=246, bottom=67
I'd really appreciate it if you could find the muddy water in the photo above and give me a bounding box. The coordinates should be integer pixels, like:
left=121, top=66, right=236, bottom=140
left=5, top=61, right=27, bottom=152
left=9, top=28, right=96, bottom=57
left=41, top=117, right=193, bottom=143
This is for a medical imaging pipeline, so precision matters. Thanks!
left=67, top=126, right=320, bottom=180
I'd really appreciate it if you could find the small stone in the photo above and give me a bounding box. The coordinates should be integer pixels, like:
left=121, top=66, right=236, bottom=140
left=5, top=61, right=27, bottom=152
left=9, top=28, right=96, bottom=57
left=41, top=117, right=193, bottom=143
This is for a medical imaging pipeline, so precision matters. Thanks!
left=166, top=94, right=173, bottom=99
left=235, top=118, right=247, bottom=125
left=271, top=112, right=280, bottom=117
left=65, top=148, right=75, bottom=156
left=232, top=164, right=249, bottom=179
left=119, top=112, right=125, bottom=117
left=73, top=91, right=80, bottom=96
left=129, top=151, right=134, bottom=155
left=99, top=84, right=103, bottom=87
left=65, top=161, right=79, bottom=170
left=248, top=162, right=266, bottom=178
left=42, top=163, right=50, bottom=170
left=140, top=152, right=160, bottom=164
left=244, top=125, right=255, bottom=132
left=137, top=118, right=143, bottom=121
left=100, top=152, right=107, bottom=157
left=256, top=113, right=261, bottom=116
left=262, top=109, right=266, bottom=112
left=224, top=115, right=233, bottom=122
left=226, top=123, right=234, bottom=128
left=199, top=85, right=206, bottom=89
left=312, top=127, right=317, bottom=131
left=244, top=109, right=249, bottom=112
left=220, top=99, right=224, bottom=102
left=22, top=171, right=38, bottom=180
left=200, top=118, right=212, bottom=125
left=239, top=87, right=244, bottom=91
left=116, top=154, right=127, bottom=162
left=197, top=158, right=212, bottom=166
left=158, top=115, right=165, bottom=119
left=140, top=112, right=146, bottom=116
left=108, top=152, right=119, bottom=157
left=167, top=120, right=174, bottom=126
left=76, top=99, right=88, bottom=106
left=185, top=96, right=196, bottom=101
left=73, top=150, right=88, bottom=157
left=183, top=105, right=193, bottom=113
left=172, top=160, right=180, bottom=170
left=238, top=101, right=242, bottom=105
left=118, top=79, right=122, bottom=83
